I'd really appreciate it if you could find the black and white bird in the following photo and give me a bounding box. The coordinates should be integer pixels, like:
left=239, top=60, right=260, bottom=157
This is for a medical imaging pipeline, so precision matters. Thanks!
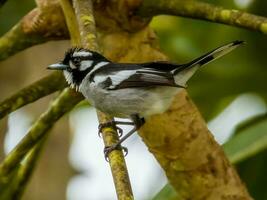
left=48, top=40, right=244, bottom=157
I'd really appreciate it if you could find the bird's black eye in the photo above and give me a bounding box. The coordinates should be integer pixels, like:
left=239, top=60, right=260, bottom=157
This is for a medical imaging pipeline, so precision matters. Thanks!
left=72, top=57, right=81, bottom=65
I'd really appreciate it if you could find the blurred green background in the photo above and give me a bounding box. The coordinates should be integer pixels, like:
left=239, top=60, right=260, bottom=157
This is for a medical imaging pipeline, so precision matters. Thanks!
left=0, top=0, right=267, bottom=199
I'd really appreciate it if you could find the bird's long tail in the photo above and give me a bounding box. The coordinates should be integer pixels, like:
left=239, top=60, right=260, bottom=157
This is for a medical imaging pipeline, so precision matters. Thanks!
left=172, top=40, right=244, bottom=75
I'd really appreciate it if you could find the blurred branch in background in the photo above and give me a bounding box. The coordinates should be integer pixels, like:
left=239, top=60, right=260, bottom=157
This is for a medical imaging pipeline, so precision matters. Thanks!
left=1, top=0, right=267, bottom=62
left=0, top=136, right=47, bottom=200
left=0, top=1, right=68, bottom=61
left=0, top=88, right=83, bottom=190
left=0, top=22, right=46, bottom=61
left=0, top=0, right=84, bottom=197
left=138, top=0, right=267, bottom=35
left=59, top=0, right=81, bottom=46
left=0, top=0, right=81, bottom=198
left=0, top=72, right=66, bottom=120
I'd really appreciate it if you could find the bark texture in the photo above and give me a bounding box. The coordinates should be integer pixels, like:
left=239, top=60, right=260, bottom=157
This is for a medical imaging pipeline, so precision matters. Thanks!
left=140, top=91, right=252, bottom=199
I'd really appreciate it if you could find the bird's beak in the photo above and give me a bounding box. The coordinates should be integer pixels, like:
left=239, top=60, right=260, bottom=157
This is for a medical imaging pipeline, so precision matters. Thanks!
left=47, top=63, right=68, bottom=70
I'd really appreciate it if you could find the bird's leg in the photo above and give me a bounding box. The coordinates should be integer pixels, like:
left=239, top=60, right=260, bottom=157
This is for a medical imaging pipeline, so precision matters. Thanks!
left=104, top=114, right=145, bottom=160
left=98, top=120, right=134, bottom=137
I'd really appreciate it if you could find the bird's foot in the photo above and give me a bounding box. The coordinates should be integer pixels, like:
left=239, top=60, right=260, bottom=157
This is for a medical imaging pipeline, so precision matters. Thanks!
left=98, top=121, right=123, bottom=138
left=104, top=144, right=128, bottom=161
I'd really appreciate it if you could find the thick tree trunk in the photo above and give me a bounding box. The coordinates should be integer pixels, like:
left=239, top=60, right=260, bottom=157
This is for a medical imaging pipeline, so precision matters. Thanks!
left=141, top=91, right=251, bottom=199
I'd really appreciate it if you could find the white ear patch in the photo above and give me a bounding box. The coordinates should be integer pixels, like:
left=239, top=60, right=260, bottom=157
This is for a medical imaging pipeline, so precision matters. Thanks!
left=80, top=60, right=93, bottom=71
left=73, top=51, right=92, bottom=57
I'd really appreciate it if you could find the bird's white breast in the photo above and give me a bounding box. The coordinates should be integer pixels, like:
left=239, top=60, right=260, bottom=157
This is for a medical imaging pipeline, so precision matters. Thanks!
left=79, top=76, right=181, bottom=118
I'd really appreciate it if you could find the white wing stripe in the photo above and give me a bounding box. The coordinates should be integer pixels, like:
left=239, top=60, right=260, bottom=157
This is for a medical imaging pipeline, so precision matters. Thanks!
left=89, top=61, right=110, bottom=74
left=110, top=70, right=136, bottom=85
left=93, top=69, right=136, bottom=88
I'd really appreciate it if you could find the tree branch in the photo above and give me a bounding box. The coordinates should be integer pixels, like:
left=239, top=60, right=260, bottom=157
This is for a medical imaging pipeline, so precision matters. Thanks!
left=10, top=137, right=46, bottom=199
left=72, top=0, right=134, bottom=199
left=59, top=0, right=81, bottom=46
left=0, top=21, right=46, bottom=61
left=0, top=0, right=83, bottom=195
left=0, top=88, right=83, bottom=181
left=0, top=137, right=47, bottom=200
left=138, top=0, right=267, bottom=35
left=0, top=72, right=66, bottom=120
left=0, top=1, right=68, bottom=61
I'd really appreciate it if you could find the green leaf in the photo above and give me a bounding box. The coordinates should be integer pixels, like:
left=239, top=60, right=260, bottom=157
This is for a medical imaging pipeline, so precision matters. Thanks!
left=151, top=184, right=177, bottom=200
left=223, top=118, right=267, bottom=164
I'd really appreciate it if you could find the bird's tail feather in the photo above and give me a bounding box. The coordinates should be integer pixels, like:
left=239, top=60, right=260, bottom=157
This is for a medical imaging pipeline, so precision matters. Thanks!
left=172, top=40, right=244, bottom=75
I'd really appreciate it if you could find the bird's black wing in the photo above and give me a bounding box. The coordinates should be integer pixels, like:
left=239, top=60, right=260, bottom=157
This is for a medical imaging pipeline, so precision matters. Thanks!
left=91, top=62, right=185, bottom=90
left=138, top=61, right=183, bottom=71
left=92, top=41, right=244, bottom=89
left=110, top=70, right=177, bottom=89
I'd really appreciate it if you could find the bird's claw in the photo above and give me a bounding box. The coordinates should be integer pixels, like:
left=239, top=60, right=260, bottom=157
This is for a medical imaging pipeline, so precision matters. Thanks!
left=98, top=121, right=123, bottom=138
left=104, top=145, right=128, bottom=162
left=117, top=126, right=123, bottom=137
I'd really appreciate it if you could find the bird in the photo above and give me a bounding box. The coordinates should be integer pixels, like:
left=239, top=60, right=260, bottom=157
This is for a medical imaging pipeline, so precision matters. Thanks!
left=48, top=40, right=244, bottom=158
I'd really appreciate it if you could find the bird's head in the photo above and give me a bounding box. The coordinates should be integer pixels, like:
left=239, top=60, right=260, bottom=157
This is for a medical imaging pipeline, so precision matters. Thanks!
left=48, top=48, right=109, bottom=90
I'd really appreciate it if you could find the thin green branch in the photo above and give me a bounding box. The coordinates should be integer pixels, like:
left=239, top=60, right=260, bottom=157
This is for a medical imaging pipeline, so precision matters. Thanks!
left=59, top=0, right=81, bottom=45
left=60, top=0, right=81, bottom=46
left=73, top=0, right=99, bottom=51
left=138, top=0, right=267, bottom=35
left=0, top=88, right=83, bottom=182
left=0, top=0, right=91, bottom=198
left=10, top=138, right=46, bottom=199
left=0, top=1, right=73, bottom=196
left=0, top=137, right=47, bottom=200
left=72, top=0, right=133, bottom=199
left=0, top=2, right=68, bottom=61
left=0, top=72, right=66, bottom=120
left=0, top=22, right=47, bottom=61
